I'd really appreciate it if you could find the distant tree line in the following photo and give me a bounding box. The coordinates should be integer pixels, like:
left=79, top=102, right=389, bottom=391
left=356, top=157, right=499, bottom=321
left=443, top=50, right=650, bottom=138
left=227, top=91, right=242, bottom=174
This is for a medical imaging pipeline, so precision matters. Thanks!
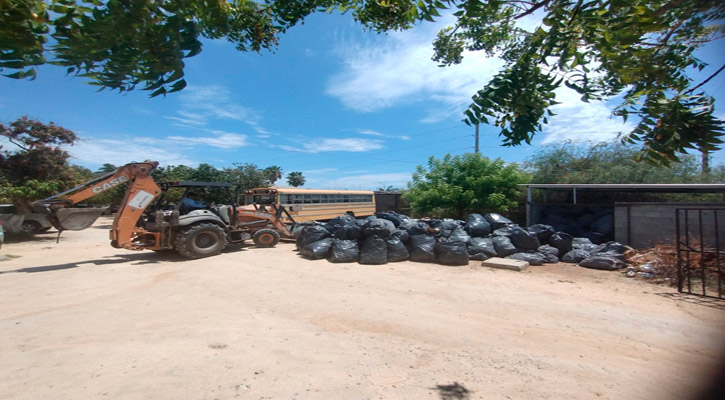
left=0, top=117, right=305, bottom=209
left=2, top=117, right=723, bottom=215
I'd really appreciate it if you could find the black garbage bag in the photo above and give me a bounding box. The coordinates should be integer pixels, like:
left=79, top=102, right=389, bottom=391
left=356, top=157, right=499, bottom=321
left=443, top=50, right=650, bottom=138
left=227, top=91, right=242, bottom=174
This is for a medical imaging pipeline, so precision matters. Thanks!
left=324, top=214, right=357, bottom=231
left=468, top=237, right=497, bottom=257
left=510, top=228, right=541, bottom=251
left=386, top=237, right=409, bottom=262
left=483, top=213, right=514, bottom=229
left=290, top=223, right=312, bottom=240
left=299, top=238, right=333, bottom=260
left=359, top=235, right=388, bottom=265
left=527, top=224, right=555, bottom=242
left=470, top=253, right=492, bottom=261
left=431, top=219, right=460, bottom=237
left=506, top=252, right=546, bottom=266
left=492, top=236, right=517, bottom=257
left=406, top=221, right=433, bottom=236
left=408, top=235, right=437, bottom=263
left=424, top=218, right=442, bottom=228
left=537, top=245, right=559, bottom=263
left=492, top=225, right=519, bottom=237
left=397, top=219, right=413, bottom=231
left=579, top=256, right=626, bottom=270
left=549, top=232, right=574, bottom=255
left=464, top=213, right=491, bottom=237
left=596, top=241, right=630, bottom=254
left=362, top=218, right=395, bottom=239
left=572, top=239, right=599, bottom=253
left=448, top=228, right=471, bottom=244
left=329, top=239, right=360, bottom=263
left=592, top=250, right=627, bottom=262
left=375, top=211, right=408, bottom=227
left=391, top=229, right=411, bottom=244
left=435, top=238, right=470, bottom=266
left=296, top=225, right=332, bottom=250
left=561, top=249, right=592, bottom=263
left=326, top=220, right=362, bottom=241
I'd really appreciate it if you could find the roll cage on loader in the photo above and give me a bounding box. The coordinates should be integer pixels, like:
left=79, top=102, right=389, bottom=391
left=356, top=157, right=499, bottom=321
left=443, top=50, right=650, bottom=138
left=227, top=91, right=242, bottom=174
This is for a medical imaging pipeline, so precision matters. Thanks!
left=34, top=161, right=295, bottom=259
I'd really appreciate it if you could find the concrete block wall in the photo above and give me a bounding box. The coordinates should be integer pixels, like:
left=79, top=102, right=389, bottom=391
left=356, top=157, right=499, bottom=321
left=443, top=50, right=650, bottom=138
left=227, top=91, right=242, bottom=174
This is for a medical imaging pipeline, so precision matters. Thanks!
left=615, top=203, right=725, bottom=249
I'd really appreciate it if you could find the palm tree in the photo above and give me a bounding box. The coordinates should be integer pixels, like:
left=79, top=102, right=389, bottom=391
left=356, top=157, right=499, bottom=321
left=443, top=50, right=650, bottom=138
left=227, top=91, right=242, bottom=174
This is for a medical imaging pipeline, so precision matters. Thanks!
left=286, top=171, right=306, bottom=187
left=263, top=165, right=283, bottom=185
left=96, top=163, right=117, bottom=174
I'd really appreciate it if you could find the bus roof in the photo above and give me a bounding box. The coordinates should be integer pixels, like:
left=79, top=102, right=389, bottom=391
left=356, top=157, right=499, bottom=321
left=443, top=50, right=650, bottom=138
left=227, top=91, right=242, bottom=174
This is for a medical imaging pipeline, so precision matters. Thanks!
left=246, top=187, right=374, bottom=195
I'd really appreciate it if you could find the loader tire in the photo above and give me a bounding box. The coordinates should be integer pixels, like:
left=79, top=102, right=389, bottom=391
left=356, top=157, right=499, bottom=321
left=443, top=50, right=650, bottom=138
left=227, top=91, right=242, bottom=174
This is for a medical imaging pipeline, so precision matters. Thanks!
left=175, top=223, right=227, bottom=259
left=252, top=229, right=280, bottom=248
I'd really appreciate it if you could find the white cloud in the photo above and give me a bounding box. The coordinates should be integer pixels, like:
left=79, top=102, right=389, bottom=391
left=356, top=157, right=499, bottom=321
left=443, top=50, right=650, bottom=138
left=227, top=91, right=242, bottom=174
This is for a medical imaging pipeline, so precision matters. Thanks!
left=358, top=129, right=385, bottom=137
left=67, top=128, right=250, bottom=169
left=279, top=138, right=384, bottom=153
left=326, top=19, right=503, bottom=122
left=164, top=116, right=206, bottom=126
left=68, top=138, right=197, bottom=168
left=358, top=129, right=411, bottom=141
left=539, top=87, right=636, bottom=144
left=304, top=168, right=338, bottom=174
left=167, top=85, right=268, bottom=135
left=327, top=11, right=637, bottom=143
left=308, top=172, right=412, bottom=190
left=165, top=131, right=248, bottom=149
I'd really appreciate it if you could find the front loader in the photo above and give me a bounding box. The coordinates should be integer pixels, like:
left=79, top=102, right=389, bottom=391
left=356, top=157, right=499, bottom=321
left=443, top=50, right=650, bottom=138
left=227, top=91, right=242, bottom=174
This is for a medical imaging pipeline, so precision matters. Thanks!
left=34, top=161, right=296, bottom=259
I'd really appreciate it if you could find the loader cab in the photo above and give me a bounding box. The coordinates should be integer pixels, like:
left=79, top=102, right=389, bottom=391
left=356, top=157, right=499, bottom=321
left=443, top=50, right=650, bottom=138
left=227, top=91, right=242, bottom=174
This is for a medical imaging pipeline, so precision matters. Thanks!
left=150, top=181, right=237, bottom=225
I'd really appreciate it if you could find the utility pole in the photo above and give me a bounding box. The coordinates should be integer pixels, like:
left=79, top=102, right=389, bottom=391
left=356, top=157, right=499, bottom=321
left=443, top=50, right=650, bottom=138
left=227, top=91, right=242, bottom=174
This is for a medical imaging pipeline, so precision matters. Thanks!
left=701, top=148, right=710, bottom=174
left=475, top=124, right=480, bottom=154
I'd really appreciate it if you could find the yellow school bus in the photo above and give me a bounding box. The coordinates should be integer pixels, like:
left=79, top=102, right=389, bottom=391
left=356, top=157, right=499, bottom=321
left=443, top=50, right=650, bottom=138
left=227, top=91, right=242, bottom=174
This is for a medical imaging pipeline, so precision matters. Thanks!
left=242, top=187, right=376, bottom=222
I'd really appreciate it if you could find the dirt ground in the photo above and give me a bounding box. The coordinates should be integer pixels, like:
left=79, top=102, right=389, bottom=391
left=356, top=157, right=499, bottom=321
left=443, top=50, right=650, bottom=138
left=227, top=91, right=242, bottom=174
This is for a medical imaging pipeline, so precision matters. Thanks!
left=0, top=217, right=723, bottom=400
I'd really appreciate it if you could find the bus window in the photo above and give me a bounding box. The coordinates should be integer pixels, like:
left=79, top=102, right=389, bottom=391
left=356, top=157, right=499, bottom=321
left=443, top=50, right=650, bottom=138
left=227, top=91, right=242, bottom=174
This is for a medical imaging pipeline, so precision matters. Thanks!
left=311, top=195, right=320, bottom=204
left=253, top=195, right=276, bottom=204
left=304, top=194, right=312, bottom=203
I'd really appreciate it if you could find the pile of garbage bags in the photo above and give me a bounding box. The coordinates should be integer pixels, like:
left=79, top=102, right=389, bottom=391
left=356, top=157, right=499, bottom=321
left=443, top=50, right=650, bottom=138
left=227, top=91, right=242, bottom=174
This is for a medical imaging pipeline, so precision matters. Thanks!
left=295, top=211, right=631, bottom=269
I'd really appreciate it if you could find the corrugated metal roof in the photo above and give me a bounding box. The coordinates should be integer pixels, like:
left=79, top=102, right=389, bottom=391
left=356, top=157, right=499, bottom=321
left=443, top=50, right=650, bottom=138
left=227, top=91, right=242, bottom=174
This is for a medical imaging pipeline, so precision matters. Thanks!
left=519, top=183, right=725, bottom=193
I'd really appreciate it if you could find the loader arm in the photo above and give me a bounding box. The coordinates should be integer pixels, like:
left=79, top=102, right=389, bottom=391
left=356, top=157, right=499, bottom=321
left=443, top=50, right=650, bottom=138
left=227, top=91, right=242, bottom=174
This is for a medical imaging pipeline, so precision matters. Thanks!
left=36, top=162, right=161, bottom=249
left=236, top=203, right=294, bottom=238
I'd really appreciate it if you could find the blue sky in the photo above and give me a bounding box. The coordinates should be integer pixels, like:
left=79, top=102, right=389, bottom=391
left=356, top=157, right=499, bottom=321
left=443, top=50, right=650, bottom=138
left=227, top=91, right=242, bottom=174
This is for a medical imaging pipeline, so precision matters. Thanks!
left=1, top=11, right=724, bottom=190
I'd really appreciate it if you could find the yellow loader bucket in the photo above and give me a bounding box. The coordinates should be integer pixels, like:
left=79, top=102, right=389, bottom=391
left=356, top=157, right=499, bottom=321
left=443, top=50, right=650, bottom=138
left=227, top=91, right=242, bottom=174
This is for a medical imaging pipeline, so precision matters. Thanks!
left=54, top=207, right=108, bottom=231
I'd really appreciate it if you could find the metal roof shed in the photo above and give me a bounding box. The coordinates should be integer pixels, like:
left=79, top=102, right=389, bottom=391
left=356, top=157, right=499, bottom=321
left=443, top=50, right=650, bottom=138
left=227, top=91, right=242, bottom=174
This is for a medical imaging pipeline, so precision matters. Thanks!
left=520, top=183, right=725, bottom=226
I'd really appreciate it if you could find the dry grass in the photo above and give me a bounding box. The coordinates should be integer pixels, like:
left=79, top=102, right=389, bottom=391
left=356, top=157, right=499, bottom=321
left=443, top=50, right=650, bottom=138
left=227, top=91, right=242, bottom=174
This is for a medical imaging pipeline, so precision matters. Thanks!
left=626, top=243, right=679, bottom=286
left=627, top=240, right=723, bottom=296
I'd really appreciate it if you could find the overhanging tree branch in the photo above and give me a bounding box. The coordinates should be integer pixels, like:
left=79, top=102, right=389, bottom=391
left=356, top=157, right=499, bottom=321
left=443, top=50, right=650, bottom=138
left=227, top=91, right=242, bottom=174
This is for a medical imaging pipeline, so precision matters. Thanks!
left=514, top=0, right=552, bottom=19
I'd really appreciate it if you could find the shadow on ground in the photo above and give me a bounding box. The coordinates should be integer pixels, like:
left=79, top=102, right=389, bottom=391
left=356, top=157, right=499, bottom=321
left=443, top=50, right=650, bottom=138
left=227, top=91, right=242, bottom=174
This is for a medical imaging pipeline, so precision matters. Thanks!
left=91, top=224, right=113, bottom=229
left=432, top=382, right=471, bottom=400
left=0, top=252, right=185, bottom=274
left=656, top=292, right=725, bottom=310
